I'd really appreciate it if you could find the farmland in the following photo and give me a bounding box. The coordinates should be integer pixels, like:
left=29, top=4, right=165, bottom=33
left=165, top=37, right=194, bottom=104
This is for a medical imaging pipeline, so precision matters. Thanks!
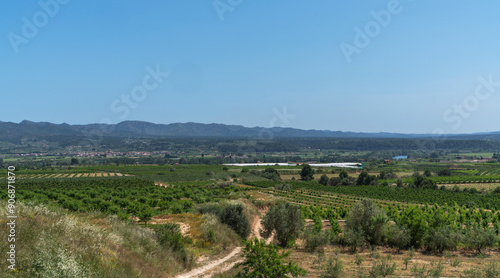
left=1, top=156, right=500, bottom=277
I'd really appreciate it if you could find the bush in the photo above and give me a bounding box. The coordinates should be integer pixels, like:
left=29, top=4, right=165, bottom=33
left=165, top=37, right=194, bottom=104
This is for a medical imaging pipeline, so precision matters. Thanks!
left=369, top=257, right=396, bottom=278
left=219, top=204, right=251, bottom=238
left=236, top=239, right=307, bottom=278
left=386, top=225, right=411, bottom=251
left=343, top=229, right=366, bottom=252
left=424, top=226, right=461, bottom=253
left=345, top=199, right=388, bottom=246
left=303, top=229, right=330, bottom=252
left=320, top=257, right=343, bottom=278
left=464, top=226, right=498, bottom=254
left=275, top=184, right=292, bottom=191
left=261, top=203, right=304, bottom=247
left=156, top=223, right=187, bottom=253
left=319, top=174, right=329, bottom=186
left=201, top=214, right=239, bottom=248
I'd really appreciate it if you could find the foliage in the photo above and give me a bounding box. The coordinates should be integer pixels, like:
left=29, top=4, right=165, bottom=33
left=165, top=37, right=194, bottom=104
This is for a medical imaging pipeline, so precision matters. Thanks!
left=386, top=224, right=411, bottom=251
left=261, top=203, right=304, bottom=247
left=356, top=171, right=376, bottom=185
left=320, top=257, right=344, bottom=278
left=464, top=226, right=498, bottom=254
left=424, top=226, right=461, bottom=253
left=219, top=204, right=251, bottom=238
left=319, top=174, right=329, bottom=186
left=345, top=199, right=388, bottom=246
left=369, top=257, right=396, bottom=278
left=303, top=229, right=330, bottom=252
left=300, top=164, right=315, bottom=181
left=397, top=206, right=428, bottom=247
left=236, top=239, right=307, bottom=278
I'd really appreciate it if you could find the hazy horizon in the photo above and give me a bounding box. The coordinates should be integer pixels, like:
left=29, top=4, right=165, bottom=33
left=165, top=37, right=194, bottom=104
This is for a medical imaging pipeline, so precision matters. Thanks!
left=2, top=1, right=499, bottom=134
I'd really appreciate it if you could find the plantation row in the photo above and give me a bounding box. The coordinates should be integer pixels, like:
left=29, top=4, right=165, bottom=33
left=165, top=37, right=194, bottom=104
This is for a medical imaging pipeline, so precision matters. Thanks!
left=1, top=177, right=247, bottom=220
left=18, top=173, right=126, bottom=179
left=270, top=188, right=500, bottom=231
left=243, top=180, right=500, bottom=210
left=386, top=175, right=500, bottom=185
left=268, top=189, right=402, bottom=210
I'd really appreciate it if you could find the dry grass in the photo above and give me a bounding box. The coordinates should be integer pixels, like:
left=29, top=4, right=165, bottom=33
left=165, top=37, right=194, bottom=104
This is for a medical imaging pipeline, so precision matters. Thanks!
left=0, top=200, right=188, bottom=277
left=442, top=183, right=500, bottom=191
left=285, top=245, right=500, bottom=277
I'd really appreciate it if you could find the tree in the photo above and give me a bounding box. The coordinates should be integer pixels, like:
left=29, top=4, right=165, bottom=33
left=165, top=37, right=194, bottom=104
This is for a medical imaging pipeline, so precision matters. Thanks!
left=219, top=204, right=251, bottom=238
left=412, top=176, right=437, bottom=189
left=464, top=226, right=498, bottom=254
left=396, top=178, right=403, bottom=187
left=398, top=206, right=428, bottom=247
left=330, top=220, right=342, bottom=237
left=339, top=170, right=349, bottom=179
left=356, top=171, right=376, bottom=185
left=379, top=170, right=397, bottom=180
left=261, top=203, right=304, bottom=247
left=236, top=239, right=307, bottom=278
left=386, top=225, right=411, bottom=251
left=319, top=174, right=329, bottom=186
left=423, top=170, right=432, bottom=177
left=328, top=177, right=341, bottom=186
left=300, top=164, right=315, bottom=181
left=70, top=157, right=79, bottom=165
left=138, top=206, right=152, bottom=226
left=345, top=199, right=388, bottom=246
left=424, top=226, right=461, bottom=253
left=437, top=169, right=451, bottom=176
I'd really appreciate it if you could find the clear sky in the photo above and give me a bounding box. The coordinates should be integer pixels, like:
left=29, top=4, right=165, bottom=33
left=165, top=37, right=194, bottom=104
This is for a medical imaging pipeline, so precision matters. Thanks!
left=1, top=0, right=499, bottom=134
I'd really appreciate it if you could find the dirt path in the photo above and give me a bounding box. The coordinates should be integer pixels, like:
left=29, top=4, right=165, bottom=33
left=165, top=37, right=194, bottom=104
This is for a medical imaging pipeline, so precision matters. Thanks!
left=175, top=210, right=271, bottom=278
left=176, top=247, right=242, bottom=278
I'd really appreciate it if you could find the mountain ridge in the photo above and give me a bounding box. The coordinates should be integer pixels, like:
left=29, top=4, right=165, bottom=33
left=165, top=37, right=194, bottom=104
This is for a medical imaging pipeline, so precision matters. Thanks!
left=1, top=120, right=499, bottom=140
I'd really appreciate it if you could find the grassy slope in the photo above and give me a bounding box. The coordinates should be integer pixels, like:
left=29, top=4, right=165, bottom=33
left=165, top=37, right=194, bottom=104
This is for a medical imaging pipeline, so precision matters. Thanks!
left=0, top=200, right=186, bottom=278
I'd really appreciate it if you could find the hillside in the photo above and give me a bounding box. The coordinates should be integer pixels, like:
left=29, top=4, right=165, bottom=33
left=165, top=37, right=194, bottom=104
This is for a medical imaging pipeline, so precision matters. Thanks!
left=2, top=120, right=500, bottom=140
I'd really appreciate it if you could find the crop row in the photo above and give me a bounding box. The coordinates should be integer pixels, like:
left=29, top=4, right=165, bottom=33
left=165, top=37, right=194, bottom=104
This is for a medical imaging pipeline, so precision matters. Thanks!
left=1, top=177, right=247, bottom=219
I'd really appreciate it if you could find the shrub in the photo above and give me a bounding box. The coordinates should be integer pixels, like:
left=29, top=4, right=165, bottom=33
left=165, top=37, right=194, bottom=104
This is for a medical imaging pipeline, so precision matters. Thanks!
left=320, top=257, right=343, bottom=278
left=369, top=257, right=396, bottom=278
left=424, top=226, right=461, bottom=253
left=319, top=174, right=329, bottom=186
left=386, top=225, right=411, bottom=251
left=464, top=226, right=498, bottom=254
left=219, top=204, right=251, bottom=238
left=343, top=229, right=366, bottom=252
left=303, top=229, right=330, bottom=252
left=236, top=239, right=307, bottom=278
left=261, top=203, right=304, bottom=247
left=345, top=199, right=388, bottom=246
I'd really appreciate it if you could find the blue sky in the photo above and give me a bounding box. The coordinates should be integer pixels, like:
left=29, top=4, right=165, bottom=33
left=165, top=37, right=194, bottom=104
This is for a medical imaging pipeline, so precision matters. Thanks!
left=1, top=0, right=499, bottom=134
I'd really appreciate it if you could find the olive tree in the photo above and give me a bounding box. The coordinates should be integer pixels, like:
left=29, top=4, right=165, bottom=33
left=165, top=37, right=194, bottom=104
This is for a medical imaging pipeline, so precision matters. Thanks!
left=261, top=203, right=304, bottom=247
left=345, top=199, right=389, bottom=246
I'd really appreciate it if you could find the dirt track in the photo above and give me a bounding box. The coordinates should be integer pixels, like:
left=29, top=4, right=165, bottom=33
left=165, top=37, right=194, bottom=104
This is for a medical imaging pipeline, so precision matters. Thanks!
left=175, top=210, right=271, bottom=278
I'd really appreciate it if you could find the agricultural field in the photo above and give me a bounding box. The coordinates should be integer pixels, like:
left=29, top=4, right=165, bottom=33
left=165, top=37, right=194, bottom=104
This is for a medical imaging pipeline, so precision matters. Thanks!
left=2, top=160, right=500, bottom=277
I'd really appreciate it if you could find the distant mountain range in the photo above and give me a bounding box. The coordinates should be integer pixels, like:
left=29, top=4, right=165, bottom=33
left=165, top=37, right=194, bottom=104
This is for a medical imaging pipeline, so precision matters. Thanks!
left=0, top=120, right=499, bottom=140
